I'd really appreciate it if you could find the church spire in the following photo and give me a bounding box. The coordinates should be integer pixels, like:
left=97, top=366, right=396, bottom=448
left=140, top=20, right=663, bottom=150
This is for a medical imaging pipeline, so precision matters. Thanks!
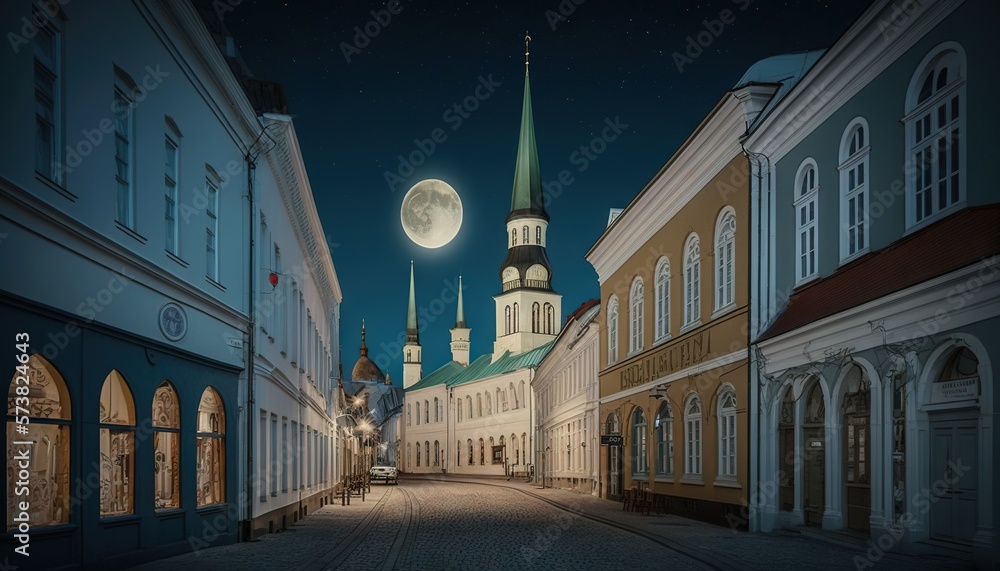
left=508, top=33, right=547, bottom=223
left=455, top=275, right=466, bottom=328
left=359, top=319, right=368, bottom=357
left=406, top=260, right=419, bottom=344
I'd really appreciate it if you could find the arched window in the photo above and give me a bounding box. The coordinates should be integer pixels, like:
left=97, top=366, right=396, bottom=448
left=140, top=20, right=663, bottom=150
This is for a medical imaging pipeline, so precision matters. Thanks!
left=6, top=355, right=70, bottom=528
left=416, top=443, right=421, bottom=467
left=504, top=305, right=511, bottom=335
left=424, top=399, right=429, bottom=424
left=629, top=276, right=644, bottom=353
left=512, top=432, right=519, bottom=465
left=407, top=404, right=411, bottom=426
left=457, top=441, right=462, bottom=466
left=153, top=381, right=181, bottom=509
left=479, top=438, right=486, bottom=465
left=511, top=228, right=517, bottom=246
left=655, top=401, right=673, bottom=476
left=684, top=394, right=702, bottom=476
left=434, top=397, right=439, bottom=422
left=717, top=388, right=737, bottom=479
left=715, top=208, right=736, bottom=310
left=407, top=443, right=412, bottom=468
left=100, top=370, right=136, bottom=516
left=513, top=303, right=519, bottom=333
left=654, top=258, right=670, bottom=341
left=631, top=408, right=648, bottom=476
left=457, top=400, right=463, bottom=422
left=906, top=44, right=965, bottom=226
left=840, top=118, right=870, bottom=260
left=434, top=441, right=440, bottom=466
left=545, top=303, right=555, bottom=334
left=496, top=388, right=503, bottom=412
left=196, top=387, right=225, bottom=506
left=523, top=225, right=529, bottom=243
left=486, top=391, right=492, bottom=414
left=536, top=226, right=542, bottom=244
left=466, top=395, right=473, bottom=418
left=795, top=159, right=819, bottom=282
left=425, top=441, right=430, bottom=469
left=510, top=382, right=518, bottom=410
left=607, top=295, right=619, bottom=365
left=683, top=234, right=701, bottom=326
left=477, top=393, right=483, bottom=417
left=416, top=401, right=421, bottom=425
left=468, top=439, right=474, bottom=465
left=532, top=302, right=540, bottom=333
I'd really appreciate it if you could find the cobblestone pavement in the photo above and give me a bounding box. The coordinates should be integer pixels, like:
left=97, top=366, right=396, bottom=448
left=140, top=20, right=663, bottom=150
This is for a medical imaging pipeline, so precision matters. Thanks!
left=129, top=476, right=976, bottom=571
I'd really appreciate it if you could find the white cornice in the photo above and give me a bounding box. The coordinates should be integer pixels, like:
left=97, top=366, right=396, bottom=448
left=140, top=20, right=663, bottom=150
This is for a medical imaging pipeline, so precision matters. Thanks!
left=586, top=96, right=746, bottom=284
left=262, top=115, right=343, bottom=311
left=758, top=259, right=1000, bottom=373
left=743, top=0, right=965, bottom=162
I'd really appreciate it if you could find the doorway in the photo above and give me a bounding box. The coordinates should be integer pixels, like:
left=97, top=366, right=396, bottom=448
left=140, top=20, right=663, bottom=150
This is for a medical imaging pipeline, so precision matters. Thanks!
left=609, top=445, right=622, bottom=500
left=843, top=366, right=871, bottom=533
left=802, top=383, right=825, bottom=526
left=929, top=417, right=978, bottom=545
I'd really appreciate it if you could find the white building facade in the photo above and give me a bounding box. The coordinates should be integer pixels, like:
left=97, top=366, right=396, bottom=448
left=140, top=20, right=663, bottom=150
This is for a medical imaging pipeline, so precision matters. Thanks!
left=533, top=301, right=601, bottom=494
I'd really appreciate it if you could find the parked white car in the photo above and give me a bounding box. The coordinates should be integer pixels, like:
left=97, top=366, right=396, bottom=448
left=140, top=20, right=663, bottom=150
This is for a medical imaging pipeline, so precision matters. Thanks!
left=370, top=465, right=398, bottom=484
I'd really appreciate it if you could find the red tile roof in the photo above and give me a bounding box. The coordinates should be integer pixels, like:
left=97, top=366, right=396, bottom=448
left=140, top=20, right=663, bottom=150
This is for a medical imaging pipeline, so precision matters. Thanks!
left=759, top=205, right=1000, bottom=342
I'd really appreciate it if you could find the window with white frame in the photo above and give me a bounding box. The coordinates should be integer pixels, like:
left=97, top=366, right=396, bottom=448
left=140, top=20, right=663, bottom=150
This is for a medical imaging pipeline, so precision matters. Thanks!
left=205, top=176, right=220, bottom=280
left=683, top=234, right=701, bottom=326
left=655, top=401, right=673, bottom=476
left=631, top=408, right=648, bottom=476
left=164, top=130, right=180, bottom=255
left=607, top=295, right=619, bottom=364
left=629, top=277, right=644, bottom=354
left=114, top=72, right=137, bottom=229
left=906, top=44, right=965, bottom=227
left=684, top=395, right=702, bottom=476
left=714, top=209, right=736, bottom=310
left=717, top=388, right=737, bottom=479
left=34, top=12, right=62, bottom=184
left=794, top=159, right=819, bottom=282
left=840, top=119, right=869, bottom=260
left=654, top=258, right=670, bottom=341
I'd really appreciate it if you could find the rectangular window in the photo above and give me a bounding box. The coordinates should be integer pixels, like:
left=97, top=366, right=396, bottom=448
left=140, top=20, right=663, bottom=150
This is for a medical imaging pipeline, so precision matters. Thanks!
left=34, top=18, right=61, bottom=184
left=206, top=178, right=219, bottom=280
left=165, top=136, right=179, bottom=254
left=282, top=418, right=289, bottom=493
left=99, top=429, right=135, bottom=516
left=259, top=410, right=267, bottom=502
left=270, top=415, right=278, bottom=496
left=114, top=86, right=135, bottom=228
left=291, top=421, right=299, bottom=490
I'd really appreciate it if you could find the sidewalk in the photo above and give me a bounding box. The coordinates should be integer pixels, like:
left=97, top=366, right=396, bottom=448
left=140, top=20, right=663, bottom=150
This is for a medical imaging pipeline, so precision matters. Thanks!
left=420, top=474, right=975, bottom=571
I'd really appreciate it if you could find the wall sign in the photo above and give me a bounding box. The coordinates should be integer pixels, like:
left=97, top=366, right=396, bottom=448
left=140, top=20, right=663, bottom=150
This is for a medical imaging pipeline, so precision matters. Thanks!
left=158, top=302, right=187, bottom=341
left=601, top=435, right=623, bottom=446
left=930, top=377, right=979, bottom=403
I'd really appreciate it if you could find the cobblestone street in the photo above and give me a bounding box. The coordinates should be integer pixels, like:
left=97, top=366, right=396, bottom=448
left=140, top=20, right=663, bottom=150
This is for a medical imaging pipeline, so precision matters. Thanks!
left=129, top=476, right=976, bottom=571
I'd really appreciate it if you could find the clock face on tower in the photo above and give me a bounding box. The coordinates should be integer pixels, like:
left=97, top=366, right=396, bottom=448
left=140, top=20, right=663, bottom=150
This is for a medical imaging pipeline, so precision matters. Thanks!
left=158, top=302, right=188, bottom=342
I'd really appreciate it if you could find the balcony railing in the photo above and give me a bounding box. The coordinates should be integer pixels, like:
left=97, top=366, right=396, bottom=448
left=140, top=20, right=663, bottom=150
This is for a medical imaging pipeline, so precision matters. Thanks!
left=502, top=278, right=550, bottom=292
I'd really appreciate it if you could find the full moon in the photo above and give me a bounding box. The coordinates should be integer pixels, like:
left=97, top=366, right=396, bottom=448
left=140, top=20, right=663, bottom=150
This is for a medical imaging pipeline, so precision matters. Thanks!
left=400, top=179, right=463, bottom=249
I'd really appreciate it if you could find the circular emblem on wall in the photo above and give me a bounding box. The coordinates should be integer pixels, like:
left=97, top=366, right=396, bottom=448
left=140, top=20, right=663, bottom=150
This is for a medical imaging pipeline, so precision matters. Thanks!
left=158, top=302, right=187, bottom=342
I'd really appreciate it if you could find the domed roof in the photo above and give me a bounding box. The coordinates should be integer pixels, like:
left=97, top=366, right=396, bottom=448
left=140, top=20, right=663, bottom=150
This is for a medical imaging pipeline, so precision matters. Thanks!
left=351, top=321, right=386, bottom=382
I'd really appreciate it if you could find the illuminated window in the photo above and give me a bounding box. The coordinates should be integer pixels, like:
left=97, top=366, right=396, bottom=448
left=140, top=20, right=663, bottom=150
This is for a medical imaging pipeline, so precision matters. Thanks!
left=655, top=402, right=673, bottom=476
left=196, top=387, right=225, bottom=506
left=100, top=370, right=136, bottom=516
left=152, top=381, right=180, bottom=509
left=6, top=355, right=70, bottom=528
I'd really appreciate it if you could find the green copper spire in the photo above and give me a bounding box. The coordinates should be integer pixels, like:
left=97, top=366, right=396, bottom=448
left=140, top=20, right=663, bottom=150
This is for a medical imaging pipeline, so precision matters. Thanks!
left=509, top=35, right=547, bottom=222
left=406, top=261, right=419, bottom=343
left=455, top=275, right=466, bottom=328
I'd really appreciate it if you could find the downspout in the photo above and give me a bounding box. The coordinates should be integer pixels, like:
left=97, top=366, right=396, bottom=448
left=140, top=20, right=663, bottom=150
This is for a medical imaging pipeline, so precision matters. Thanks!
left=242, top=146, right=256, bottom=542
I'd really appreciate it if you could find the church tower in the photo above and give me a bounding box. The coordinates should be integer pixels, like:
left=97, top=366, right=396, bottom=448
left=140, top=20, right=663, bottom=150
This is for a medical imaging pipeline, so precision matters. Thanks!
left=403, top=261, right=422, bottom=388
left=450, top=276, right=471, bottom=365
left=493, top=36, right=562, bottom=358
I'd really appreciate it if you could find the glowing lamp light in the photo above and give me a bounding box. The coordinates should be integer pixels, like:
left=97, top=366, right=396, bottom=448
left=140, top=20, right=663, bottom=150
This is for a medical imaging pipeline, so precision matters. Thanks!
left=268, top=272, right=279, bottom=288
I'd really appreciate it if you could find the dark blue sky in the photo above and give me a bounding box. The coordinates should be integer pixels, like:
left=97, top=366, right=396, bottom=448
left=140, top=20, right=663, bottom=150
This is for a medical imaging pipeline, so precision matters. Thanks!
left=226, top=0, right=873, bottom=383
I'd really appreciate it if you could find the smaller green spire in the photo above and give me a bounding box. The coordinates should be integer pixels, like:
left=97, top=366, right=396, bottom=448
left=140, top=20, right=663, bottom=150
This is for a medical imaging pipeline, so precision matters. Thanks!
left=455, top=276, right=466, bottom=328
left=406, top=261, right=419, bottom=343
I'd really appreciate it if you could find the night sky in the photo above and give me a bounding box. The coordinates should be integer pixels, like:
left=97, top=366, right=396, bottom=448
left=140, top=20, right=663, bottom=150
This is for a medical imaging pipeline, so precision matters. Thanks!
left=224, top=0, right=873, bottom=383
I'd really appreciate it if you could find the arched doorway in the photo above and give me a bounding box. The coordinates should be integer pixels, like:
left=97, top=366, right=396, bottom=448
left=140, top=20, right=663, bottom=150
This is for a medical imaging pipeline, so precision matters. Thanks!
left=802, top=382, right=825, bottom=526
left=928, top=347, right=980, bottom=545
left=842, top=365, right=871, bottom=533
